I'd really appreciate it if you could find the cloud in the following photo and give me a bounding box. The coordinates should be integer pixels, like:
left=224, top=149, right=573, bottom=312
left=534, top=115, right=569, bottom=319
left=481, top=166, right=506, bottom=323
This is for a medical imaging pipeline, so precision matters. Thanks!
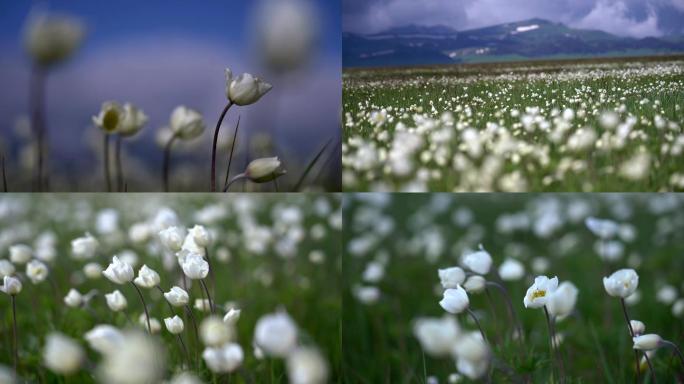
left=343, top=0, right=684, bottom=37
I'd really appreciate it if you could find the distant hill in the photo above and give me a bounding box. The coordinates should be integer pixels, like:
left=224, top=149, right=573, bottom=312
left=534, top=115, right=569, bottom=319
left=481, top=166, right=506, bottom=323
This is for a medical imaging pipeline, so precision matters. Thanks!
left=343, top=18, right=684, bottom=67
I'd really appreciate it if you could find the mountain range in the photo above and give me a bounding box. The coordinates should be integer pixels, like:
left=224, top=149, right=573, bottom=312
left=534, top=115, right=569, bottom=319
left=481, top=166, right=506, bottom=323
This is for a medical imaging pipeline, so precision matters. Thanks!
left=343, top=18, right=684, bottom=67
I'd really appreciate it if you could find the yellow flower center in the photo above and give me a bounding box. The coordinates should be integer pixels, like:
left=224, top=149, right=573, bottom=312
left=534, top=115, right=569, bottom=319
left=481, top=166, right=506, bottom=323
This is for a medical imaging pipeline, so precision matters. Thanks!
left=531, top=289, right=546, bottom=299
left=103, top=109, right=119, bottom=132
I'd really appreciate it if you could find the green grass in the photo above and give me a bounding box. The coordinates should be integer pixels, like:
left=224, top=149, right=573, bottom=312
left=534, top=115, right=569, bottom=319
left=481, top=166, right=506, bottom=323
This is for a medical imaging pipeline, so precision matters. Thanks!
left=342, top=194, right=684, bottom=382
left=343, top=56, right=684, bottom=191
left=0, top=193, right=341, bottom=383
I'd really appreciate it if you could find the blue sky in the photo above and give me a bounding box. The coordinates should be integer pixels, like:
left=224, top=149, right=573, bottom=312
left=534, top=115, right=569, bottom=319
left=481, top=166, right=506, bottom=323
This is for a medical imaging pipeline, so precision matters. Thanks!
left=0, top=0, right=341, bottom=189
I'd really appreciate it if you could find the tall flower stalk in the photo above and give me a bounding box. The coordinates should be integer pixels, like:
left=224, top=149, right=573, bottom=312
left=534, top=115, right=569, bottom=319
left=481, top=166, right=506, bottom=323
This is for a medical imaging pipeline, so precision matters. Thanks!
left=2, top=276, right=23, bottom=372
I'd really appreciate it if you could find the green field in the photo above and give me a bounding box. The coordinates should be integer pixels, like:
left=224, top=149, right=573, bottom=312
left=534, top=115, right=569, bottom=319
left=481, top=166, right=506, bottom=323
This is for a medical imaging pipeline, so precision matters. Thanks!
left=342, top=56, right=684, bottom=192
left=343, top=193, right=684, bottom=383
left=0, top=194, right=341, bottom=383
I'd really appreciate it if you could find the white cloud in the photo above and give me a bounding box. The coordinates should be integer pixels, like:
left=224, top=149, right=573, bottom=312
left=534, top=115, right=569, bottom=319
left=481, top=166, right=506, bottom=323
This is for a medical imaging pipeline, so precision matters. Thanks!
left=572, top=0, right=662, bottom=37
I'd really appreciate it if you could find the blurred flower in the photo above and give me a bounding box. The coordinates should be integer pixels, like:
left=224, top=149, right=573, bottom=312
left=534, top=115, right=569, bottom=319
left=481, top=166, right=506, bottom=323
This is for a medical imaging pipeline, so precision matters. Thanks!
left=103, top=256, right=134, bottom=285
left=603, top=269, right=638, bottom=298
left=118, top=103, right=148, bottom=137
left=1, top=276, right=22, bottom=295
left=133, top=265, right=160, bottom=289
left=439, top=286, right=469, bottom=314
left=546, top=281, right=578, bottom=318
left=43, top=333, right=84, bottom=375
left=463, top=275, right=486, bottom=294
left=225, top=68, right=272, bottom=106
left=26, top=260, right=48, bottom=284
left=255, top=0, right=318, bottom=72
left=71, top=233, right=99, bottom=260
left=85, top=325, right=125, bottom=355
left=461, top=247, right=492, bottom=275
left=159, top=226, right=186, bottom=253
left=202, top=343, right=244, bottom=373
left=164, top=316, right=184, bottom=335
left=64, top=288, right=83, bottom=307
left=105, top=290, right=127, bottom=312
left=93, top=102, right=123, bottom=134
left=24, top=12, right=84, bottom=67
left=189, top=225, right=211, bottom=248
left=84, top=263, right=103, bottom=279
left=200, top=316, right=234, bottom=347
left=169, top=106, right=205, bottom=140
left=223, top=308, right=241, bottom=325
left=98, top=331, right=165, bottom=384
left=633, top=334, right=662, bottom=350
left=164, top=286, right=189, bottom=307
left=254, top=311, right=298, bottom=357
left=630, top=320, right=645, bottom=336
left=286, top=347, right=329, bottom=384
left=585, top=217, right=619, bottom=239
left=498, top=258, right=525, bottom=281
left=9, top=244, right=32, bottom=265
left=244, top=157, right=286, bottom=183
left=523, top=275, right=558, bottom=308
left=438, top=267, right=466, bottom=289
left=0, top=260, right=16, bottom=278
left=413, top=316, right=460, bottom=356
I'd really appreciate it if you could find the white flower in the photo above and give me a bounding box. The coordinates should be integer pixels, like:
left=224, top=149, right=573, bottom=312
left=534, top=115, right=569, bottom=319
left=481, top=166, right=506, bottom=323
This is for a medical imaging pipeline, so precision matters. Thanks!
left=195, top=299, right=211, bottom=312
left=64, top=288, right=83, bottom=307
left=24, top=13, right=84, bottom=67
left=83, top=263, right=103, bottom=279
left=633, top=334, right=662, bottom=350
left=656, top=285, right=678, bottom=305
left=159, top=226, right=186, bottom=252
left=244, top=157, right=286, bottom=183
left=9, top=244, right=32, bottom=264
left=463, top=275, right=486, bottom=293
left=585, top=217, right=619, bottom=239
left=98, top=331, right=165, bottom=384
left=202, top=343, right=244, bottom=373
left=71, top=233, right=99, bottom=260
left=225, top=68, right=272, bottom=106
left=169, top=372, right=202, bottom=384
left=603, top=269, right=639, bottom=298
left=286, top=347, right=329, bottom=384
left=546, top=281, right=578, bottom=318
left=189, top=225, right=211, bottom=248
left=413, top=316, right=460, bottom=356
left=0, top=259, right=16, bottom=278
left=453, top=332, right=490, bottom=380
left=169, top=106, right=205, bottom=140
left=118, top=103, right=147, bottom=137
left=523, top=276, right=559, bottom=308
left=180, top=252, right=209, bottom=280
left=85, top=325, right=125, bottom=354
left=200, top=316, right=234, bottom=347
left=673, top=299, right=684, bottom=317
left=439, top=286, right=469, bottom=314
left=254, top=311, right=298, bottom=357
left=105, top=290, right=127, bottom=312
left=26, top=260, right=48, bottom=284
left=92, top=102, right=123, bottom=133
left=138, top=315, right=161, bottom=334
left=353, top=285, right=380, bottom=304
left=128, top=223, right=151, bottom=244
left=43, top=333, right=84, bottom=375
left=1, top=276, right=22, bottom=295
left=223, top=308, right=241, bottom=325
left=461, top=247, right=492, bottom=275
left=438, top=267, right=466, bottom=289
left=164, top=286, right=189, bottom=307
left=164, top=316, right=184, bottom=334
left=133, top=265, right=160, bottom=289
left=498, top=258, right=525, bottom=281
left=103, top=256, right=134, bottom=285
left=630, top=320, right=645, bottom=336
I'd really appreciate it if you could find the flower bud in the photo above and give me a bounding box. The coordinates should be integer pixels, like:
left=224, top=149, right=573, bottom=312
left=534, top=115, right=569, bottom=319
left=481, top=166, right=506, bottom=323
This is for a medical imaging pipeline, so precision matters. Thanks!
left=463, top=275, right=486, bottom=294
left=64, top=288, right=83, bottom=307
left=25, top=13, right=84, bottom=67
left=103, top=256, right=134, bottom=285
left=83, top=262, right=103, bottom=279
left=134, top=265, right=160, bottom=289
left=245, top=157, right=286, bottom=183
left=164, top=286, right=189, bottom=307
left=439, top=286, right=469, bottom=314
left=603, top=268, right=638, bottom=298
left=170, top=106, right=205, bottom=140
left=225, top=68, right=272, bottom=106
left=9, top=244, right=32, bottom=265
left=189, top=225, right=211, bottom=248
left=633, top=334, right=662, bottom=350
left=118, top=103, right=147, bottom=137
left=1, top=276, right=22, bottom=295
left=105, top=290, right=127, bottom=312
left=200, top=316, right=234, bottom=347
left=630, top=320, right=645, bottom=336
left=71, top=233, right=99, bottom=260
left=223, top=308, right=241, bottom=325
left=159, top=226, right=186, bottom=252
left=180, top=253, right=209, bottom=280
left=164, top=316, right=185, bottom=334
left=438, top=267, right=465, bottom=289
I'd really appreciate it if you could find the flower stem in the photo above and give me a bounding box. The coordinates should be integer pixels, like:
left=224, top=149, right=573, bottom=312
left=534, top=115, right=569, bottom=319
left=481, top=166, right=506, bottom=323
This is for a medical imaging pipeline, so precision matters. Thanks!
left=211, top=101, right=232, bottom=191
left=222, top=116, right=240, bottom=191
left=543, top=306, right=558, bottom=383
left=177, top=333, right=190, bottom=367
left=466, top=308, right=488, bottom=344
left=157, top=285, right=175, bottom=314
left=11, top=295, right=18, bottom=372
left=662, top=340, right=684, bottom=370
left=103, top=133, right=111, bottom=192
left=486, top=281, right=524, bottom=341
left=620, top=298, right=653, bottom=383
left=131, top=282, right=151, bottom=333
left=184, top=304, right=200, bottom=361
left=204, top=247, right=215, bottom=299
left=200, top=279, right=215, bottom=314
left=162, top=134, right=179, bottom=192
left=30, top=66, right=46, bottom=191
left=224, top=174, right=246, bottom=192
left=115, top=134, right=124, bottom=192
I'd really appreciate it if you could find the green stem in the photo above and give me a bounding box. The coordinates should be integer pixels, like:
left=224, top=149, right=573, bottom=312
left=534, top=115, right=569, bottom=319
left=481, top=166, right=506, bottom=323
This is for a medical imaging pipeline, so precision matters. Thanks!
left=104, top=133, right=111, bottom=192
left=11, top=295, right=18, bottom=372
left=131, top=282, right=151, bottom=333
left=163, top=134, right=179, bottom=192
left=211, top=101, right=232, bottom=191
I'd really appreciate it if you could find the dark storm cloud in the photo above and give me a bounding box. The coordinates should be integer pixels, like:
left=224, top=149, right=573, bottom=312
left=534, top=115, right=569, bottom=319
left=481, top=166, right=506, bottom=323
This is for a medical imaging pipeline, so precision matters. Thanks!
left=342, top=0, right=684, bottom=37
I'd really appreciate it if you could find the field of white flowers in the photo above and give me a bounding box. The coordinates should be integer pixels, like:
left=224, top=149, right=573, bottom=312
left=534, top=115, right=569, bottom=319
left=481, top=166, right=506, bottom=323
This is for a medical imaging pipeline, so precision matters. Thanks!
left=343, top=193, right=684, bottom=382
left=0, top=194, right=341, bottom=383
left=342, top=57, right=684, bottom=192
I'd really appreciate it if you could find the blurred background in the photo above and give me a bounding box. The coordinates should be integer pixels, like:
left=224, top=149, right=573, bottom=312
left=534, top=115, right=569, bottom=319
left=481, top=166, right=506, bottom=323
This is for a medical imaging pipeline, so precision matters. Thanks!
left=0, top=0, right=341, bottom=191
